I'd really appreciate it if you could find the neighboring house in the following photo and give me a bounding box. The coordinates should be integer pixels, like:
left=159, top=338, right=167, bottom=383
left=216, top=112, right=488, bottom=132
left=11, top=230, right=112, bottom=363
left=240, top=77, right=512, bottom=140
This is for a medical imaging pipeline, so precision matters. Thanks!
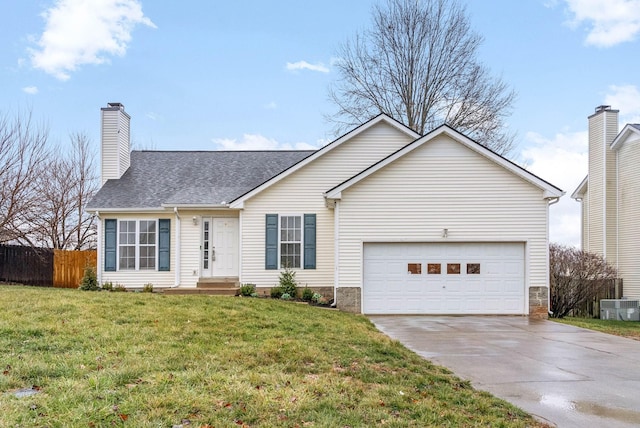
left=572, top=105, right=640, bottom=299
left=87, top=103, right=563, bottom=316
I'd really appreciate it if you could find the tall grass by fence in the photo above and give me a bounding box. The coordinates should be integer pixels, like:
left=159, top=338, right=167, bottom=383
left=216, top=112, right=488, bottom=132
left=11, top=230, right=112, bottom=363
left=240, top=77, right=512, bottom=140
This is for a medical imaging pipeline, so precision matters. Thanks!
left=572, top=278, right=623, bottom=318
left=53, top=249, right=97, bottom=288
left=0, top=245, right=96, bottom=288
left=0, top=245, right=54, bottom=287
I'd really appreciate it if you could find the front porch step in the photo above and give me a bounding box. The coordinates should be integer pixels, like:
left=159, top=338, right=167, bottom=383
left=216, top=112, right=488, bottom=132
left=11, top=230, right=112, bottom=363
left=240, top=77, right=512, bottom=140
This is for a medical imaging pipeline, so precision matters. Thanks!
left=196, top=277, right=240, bottom=289
left=162, top=277, right=240, bottom=296
left=162, top=287, right=239, bottom=296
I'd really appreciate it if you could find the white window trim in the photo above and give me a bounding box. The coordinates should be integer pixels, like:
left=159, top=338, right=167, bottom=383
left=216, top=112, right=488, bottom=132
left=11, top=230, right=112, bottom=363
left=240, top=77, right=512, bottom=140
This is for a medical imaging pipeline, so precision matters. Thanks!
left=278, top=213, right=304, bottom=269
left=116, top=219, right=159, bottom=271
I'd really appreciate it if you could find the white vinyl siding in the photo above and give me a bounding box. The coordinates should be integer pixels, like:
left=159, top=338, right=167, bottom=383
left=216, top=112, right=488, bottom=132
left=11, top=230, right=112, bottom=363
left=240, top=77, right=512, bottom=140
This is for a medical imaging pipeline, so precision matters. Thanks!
left=240, top=121, right=414, bottom=288
left=587, top=113, right=605, bottom=255
left=100, top=213, right=175, bottom=289
left=617, top=136, right=640, bottom=298
left=100, top=106, right=130, bottom=185
left=336, top=134, right=550, bottom=312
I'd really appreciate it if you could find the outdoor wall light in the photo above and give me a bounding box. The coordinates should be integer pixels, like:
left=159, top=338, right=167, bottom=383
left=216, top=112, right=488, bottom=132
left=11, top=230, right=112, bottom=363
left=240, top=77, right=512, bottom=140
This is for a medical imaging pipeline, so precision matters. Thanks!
left=442, top=228, right=448, bottom=238
left=192, top=216, right=198, bottom=225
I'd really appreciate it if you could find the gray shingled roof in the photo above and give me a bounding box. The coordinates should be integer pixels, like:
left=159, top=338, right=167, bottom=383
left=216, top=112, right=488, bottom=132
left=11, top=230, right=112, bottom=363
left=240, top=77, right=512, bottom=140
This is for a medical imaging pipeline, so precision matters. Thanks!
left=87, top=150, right=315, bottom=209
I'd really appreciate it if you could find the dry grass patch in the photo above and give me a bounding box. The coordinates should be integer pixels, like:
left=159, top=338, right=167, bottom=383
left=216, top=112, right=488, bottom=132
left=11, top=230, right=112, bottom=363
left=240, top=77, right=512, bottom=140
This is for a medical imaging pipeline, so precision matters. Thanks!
left=554, top=316, right=640, bottom=340
left=0, top=286, right=547, bottom=427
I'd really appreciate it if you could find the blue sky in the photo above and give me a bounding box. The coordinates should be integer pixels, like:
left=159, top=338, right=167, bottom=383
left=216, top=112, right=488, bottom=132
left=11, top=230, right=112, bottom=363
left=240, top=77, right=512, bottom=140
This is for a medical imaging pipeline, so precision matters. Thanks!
left=2, top=0, right=640, bottom=246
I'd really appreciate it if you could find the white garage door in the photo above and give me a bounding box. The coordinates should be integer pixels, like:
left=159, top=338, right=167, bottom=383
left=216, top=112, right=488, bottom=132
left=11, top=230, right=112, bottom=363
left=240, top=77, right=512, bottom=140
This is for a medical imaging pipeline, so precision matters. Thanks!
left=363, top=242, right=525, bottom=314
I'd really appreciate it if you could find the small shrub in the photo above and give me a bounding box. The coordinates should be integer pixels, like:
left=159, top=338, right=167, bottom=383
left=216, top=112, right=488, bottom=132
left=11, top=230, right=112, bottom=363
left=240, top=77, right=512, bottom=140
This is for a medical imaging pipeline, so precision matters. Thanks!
left=270, top=286, right=284, bottom=299
left=142, top=283, right=154, bottom=293
left=280, top=293, right=292, bottom=300
left=113, top=283, right=127, bottom=292
left=250, top=292, right=259, bottom=298
left=311, top=292, right=322, bottom=303
left=278, top=266, right=298, bottom=297
left=302, top=287, right=314, bottom=301
left=101, top=281, right=113, bottom=291
left=240, top=283, right=256, bottom=297
left=79, top=266, right=99, bottom=291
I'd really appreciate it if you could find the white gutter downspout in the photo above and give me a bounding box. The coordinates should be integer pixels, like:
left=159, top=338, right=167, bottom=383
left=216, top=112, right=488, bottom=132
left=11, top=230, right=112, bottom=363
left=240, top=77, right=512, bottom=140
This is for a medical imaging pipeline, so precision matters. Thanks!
left=173, top=207, right=181, bottom=287
left=333, top=200, right=339, bottom=305
left=95, top=211, right=101, bottom=286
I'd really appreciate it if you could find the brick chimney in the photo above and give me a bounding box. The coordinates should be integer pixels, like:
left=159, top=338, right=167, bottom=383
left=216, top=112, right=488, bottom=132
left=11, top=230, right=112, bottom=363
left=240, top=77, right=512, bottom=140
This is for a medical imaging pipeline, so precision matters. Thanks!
left=100, top=102, right=131, bottom=185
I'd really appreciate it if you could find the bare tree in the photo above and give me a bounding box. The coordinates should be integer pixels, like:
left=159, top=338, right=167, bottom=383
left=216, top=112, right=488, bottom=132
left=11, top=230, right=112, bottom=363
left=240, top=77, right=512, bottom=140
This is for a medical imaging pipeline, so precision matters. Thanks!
left=30, top=133, right=98, bottom=250
left=328, top=0, right=516, bottom=155
left=0, top=110, right=50, bottom=244
left=549, top=243, right=618, bottom=318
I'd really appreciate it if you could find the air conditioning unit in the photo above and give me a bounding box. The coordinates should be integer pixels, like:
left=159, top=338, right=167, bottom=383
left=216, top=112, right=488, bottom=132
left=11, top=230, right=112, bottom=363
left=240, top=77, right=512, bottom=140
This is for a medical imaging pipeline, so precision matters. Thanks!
left=600, top=299, right=640, bottom=321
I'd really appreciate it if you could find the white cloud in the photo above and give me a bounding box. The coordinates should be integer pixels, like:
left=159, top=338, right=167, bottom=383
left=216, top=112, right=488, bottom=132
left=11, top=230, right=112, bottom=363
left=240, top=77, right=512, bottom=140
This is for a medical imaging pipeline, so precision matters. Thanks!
left=264, top=101, right=277, bottom=110
left=605, top=84, right=640, bottom=123
left=285, top=60, right=330, bottom=73
left=29, top=0, right=156, bottom=80
left=563, top=0, right=640, bottom=47
left=22, top=86, right=38, bottom=94
left=212, top=134, right=318, bottom=151
left=521, top=130, right=588, bottom=247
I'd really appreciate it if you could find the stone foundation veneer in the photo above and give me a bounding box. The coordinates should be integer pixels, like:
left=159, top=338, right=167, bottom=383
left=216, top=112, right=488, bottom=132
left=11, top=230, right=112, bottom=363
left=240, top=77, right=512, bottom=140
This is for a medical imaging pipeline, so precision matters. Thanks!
left=336, top=287, right=361, bottom=313
left=529, top=286, right=549, bottom=319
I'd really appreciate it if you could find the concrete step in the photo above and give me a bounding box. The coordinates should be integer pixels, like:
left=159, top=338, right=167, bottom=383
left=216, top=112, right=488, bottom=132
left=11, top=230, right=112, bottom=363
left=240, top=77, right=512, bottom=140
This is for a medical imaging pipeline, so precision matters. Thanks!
left=196, top=277, right=239, bottom=289
left=162, top=287, right=239, bottom=296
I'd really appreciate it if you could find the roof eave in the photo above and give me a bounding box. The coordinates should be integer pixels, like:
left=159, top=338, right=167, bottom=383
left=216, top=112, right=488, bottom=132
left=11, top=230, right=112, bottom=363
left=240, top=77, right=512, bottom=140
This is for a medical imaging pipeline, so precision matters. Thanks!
left=571, top=175, right=588, bottom=200
left=611, top=124, right=640, bottom=150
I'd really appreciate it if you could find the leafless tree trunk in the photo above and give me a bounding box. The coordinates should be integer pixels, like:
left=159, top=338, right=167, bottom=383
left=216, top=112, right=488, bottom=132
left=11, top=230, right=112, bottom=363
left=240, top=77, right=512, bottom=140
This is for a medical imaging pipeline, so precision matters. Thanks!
left=0, top=110, right=50, bottom=244
left=30, top=133, right=98, bottom=250
left=328, top=0, right=516, bottom=155
left=549, top=243, right=618, bottom=318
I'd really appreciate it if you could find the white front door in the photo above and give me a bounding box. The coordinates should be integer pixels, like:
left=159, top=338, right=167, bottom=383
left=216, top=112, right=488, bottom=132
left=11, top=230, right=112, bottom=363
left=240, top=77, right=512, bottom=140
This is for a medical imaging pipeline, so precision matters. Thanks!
left=202, top=217, right=239, bottom=277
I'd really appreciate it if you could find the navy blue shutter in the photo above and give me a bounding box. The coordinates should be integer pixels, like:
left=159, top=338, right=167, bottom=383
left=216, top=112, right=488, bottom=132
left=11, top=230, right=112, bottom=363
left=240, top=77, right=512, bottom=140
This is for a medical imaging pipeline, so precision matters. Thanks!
left=104, top=219, right=117, bottom=272
left=158, top=219, right=171, bottom=271
left=265, top=214, right=278, bottom=270
left=303, top=214, right=316, bottom=269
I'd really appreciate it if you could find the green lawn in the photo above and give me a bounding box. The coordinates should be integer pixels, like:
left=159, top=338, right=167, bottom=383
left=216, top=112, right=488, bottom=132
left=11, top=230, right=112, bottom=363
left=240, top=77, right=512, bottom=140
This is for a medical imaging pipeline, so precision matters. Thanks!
left=553, top=316, right=640, bottom=340
left=0, top=286, right=546, bottom=427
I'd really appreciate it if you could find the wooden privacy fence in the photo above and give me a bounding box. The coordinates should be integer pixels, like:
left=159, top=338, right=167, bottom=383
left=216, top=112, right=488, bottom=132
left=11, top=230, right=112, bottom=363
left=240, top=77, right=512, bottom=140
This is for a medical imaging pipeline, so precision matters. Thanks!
left=572, top=278, right=623, bottom=318
left=53, top=249, right=97, bottom=288
left=0, top=245, right=96, bottom=288
left=0, top=245, right=54, bottom=287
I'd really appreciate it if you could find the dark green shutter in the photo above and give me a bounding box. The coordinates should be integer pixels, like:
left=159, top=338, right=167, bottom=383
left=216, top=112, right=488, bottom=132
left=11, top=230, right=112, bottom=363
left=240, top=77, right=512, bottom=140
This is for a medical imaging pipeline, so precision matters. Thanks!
left=303, top=214, right=316, bottom=269
left=265, top=214, right=278, bottom=270
left=158, top=219, right=171, bottom=271
left=104, top=219, right=117, bottom=272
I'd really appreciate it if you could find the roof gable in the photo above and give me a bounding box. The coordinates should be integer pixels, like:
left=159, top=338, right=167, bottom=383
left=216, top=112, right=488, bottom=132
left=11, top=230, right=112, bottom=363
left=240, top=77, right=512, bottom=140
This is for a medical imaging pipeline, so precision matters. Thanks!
left=571, top=175, right=588, bottom=200
left=325, top=125, right=564, bottom=200
left=228, top=114, right=419, bottom=208
left=611, top=123, right=640, bottom=150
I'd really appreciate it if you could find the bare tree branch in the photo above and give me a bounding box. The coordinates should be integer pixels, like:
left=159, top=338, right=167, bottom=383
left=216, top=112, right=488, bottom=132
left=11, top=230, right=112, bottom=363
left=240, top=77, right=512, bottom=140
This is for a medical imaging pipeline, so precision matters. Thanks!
left=0, top=109, right=50, bottom=244
left=327, top=0, right=516, bottom=155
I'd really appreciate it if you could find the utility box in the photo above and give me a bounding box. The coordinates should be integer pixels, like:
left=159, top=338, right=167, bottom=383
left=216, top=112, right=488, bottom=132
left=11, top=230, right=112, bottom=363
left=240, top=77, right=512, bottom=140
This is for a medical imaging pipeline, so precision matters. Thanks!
left=600, top=299, right=640, bottom=321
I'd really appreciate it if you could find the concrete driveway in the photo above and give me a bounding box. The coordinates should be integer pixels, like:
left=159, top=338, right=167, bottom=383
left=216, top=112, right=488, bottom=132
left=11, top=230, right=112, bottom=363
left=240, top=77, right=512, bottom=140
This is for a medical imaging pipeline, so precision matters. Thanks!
left=370, top=316, right=640, bottom=428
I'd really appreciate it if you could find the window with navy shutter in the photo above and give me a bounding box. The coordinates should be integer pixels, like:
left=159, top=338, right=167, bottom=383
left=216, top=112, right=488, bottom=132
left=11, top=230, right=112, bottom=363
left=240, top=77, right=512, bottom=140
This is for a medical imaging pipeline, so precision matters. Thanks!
left=104, top=219, right=117, bottom=271
left=265, top=214, right=278, bottom=269
left=303, top=214, right=316, bottom=269
left=158, top=219, right=170, bottom=271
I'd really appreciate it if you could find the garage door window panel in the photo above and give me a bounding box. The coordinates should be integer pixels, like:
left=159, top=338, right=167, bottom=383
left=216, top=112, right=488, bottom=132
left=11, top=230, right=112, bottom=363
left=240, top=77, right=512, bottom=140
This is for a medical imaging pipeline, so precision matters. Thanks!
left=467, top=263, right=481, bottom=274
left=407, top=263, right=422, bottom=274
left=427, top=264, right=441, bottom=274
left=447, top=263, right=461, bottom=274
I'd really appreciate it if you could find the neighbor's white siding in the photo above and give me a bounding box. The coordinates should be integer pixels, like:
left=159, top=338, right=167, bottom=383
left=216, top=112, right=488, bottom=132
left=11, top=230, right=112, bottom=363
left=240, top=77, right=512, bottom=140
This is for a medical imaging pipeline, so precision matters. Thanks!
left=241, top=121, right=415, bottom=288
left=100, top=212, right=175, bottom=289
left=617, top=135, right=640, bottom=298
left=337, top=134, right=550, bottom=305
left=586, top=109, right=618, bottom=260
